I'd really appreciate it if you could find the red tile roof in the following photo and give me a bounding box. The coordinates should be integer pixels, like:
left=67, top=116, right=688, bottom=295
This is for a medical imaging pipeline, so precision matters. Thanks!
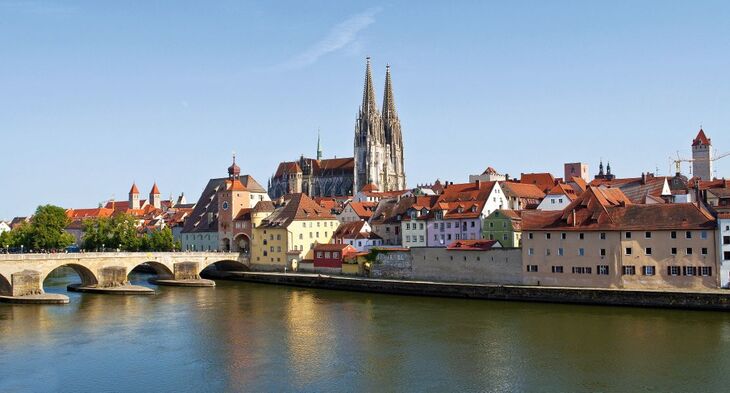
left=501, top=182, right=546, bottom=199
left=348, top=201, right=378, bottom=219
left=447, top=239, right=502, bottom=251
left=259, top=193, right=335, bottom=227
left=520, top=173, right=557, bottom=193
left=150, top=183, right=160, bottom=194
left=523, top=186, right=714, bottom=231
left=129, top=183, right=139, bottom=194
left=692, top=128, right=711, bottom=146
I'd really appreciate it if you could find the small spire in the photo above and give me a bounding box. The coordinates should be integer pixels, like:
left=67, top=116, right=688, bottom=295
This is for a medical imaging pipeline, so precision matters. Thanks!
left=316, top=128, right=323, bottom=160
left=382, top=63, right=397, bottom=119
left=361, top=57, right=378, bottom=115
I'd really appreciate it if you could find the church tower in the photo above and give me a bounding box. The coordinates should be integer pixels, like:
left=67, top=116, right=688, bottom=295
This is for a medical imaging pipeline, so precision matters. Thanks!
left=149, top=182, right=161, bottom=209
left=354, top=57, right=406, bottom=192
left=692, top=128, right=713, bottom=180
left=382, top=64, right=406, bottom=191
left=129, top=182, right=140, bottom=210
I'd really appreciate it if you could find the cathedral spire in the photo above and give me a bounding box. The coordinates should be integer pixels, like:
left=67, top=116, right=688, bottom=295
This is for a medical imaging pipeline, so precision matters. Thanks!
left=361, top=57, right=378, bottom=115
left=316, top=129, right=322, bottom=160
left=382, top=64, right=397, bottom=119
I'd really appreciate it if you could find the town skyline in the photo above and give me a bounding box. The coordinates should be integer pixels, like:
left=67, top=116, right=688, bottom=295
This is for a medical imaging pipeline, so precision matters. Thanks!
left=3, top=1, right=730, bottom=219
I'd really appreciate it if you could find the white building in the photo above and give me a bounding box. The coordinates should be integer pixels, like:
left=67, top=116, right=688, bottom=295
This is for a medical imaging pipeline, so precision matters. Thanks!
left=0, top=221, right=10, bottom=234
left=332, top=221, right=383, bottom=252
left=719, top=213, right=730, bottom=288
left=537, top=184, right=578, bottom=211
left=469, top=167, right=507, bottom=183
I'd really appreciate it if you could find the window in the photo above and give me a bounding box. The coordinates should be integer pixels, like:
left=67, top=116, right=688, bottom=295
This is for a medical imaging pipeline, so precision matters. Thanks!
left=686, top=231, right=692, bottom=239
left=597, top=265, right=609, bottom=275
left=528, top=248, right=534, bottom=256
left=668, top=266, right=680, bottom=276
left=701, top=231, right=708, bottom=239
left=625, top=247, right=633, bottom=255
left=645, top=231, right=652, bottom=239
left=683, top=266, right=697, bottom=276
left=671, top=247, right=677, bottom=255
left=579, top=233, right=585, bottom=240
left=528, top=233, right=534, bottom=240
left=600, top=232, right=606, bottom=240
left=600, top=248, right=606, bottom=257
left=551, top=266, right=563, bottom=273
left=526, top=265, right=538, bottom=272
left=299, top=234, right=303, bottom=240
left=642, top=266, right=655, bottom=276
left=561, top=233, right=567, bottom=240
left=622, top=265, right=636, bottom=275
left=645, top=247, right=652, bottom=255
left=546, top=249, right=551, bottom=256
left=579, top=248, right=585, bottom=256
left=558, top=248, right=564, bottom=256
left=725, top=251, right=730, bottom=261
left=405, top=236, right=411, bottom=242
left=701, top=266, right=712, bottom=276
left=671, top=231, right=677, bottom=239
left=701, top=248, right=708, bottom=256
left=406, top=223, right=411, bottom=230
left=724, top=236, right=730, bottom=245
left=317, top=252, right=324, bottom=258
left=572, top=266, right=592, bottom=274
left=546, top=233, right=551, bottom=240
left=686, top=248, right=693, bottom=256
left=625, top=232, right=632, bottom=239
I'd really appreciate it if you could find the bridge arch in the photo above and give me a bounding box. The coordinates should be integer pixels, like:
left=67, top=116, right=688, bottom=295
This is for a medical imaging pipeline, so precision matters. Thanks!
left=0, top=273, right=11, bottom=296
left=42, top=263, right=98, bottom=288
left=129, top=261, right=174, bottom=280
left=233, top=233, right=251, bottom=254
left=198, top=258, right=249, bottom=275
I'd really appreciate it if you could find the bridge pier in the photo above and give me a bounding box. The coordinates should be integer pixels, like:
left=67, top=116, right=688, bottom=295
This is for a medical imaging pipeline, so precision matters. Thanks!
left=0, top=270, right=69, bottom=304
left=66, top=266, right=154, bottom=295
left=152, top=262, right=215, bottom=287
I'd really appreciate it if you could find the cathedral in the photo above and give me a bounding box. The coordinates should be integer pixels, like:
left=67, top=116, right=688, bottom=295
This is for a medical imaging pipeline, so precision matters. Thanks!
left=268, top=58, right=407, bottom=199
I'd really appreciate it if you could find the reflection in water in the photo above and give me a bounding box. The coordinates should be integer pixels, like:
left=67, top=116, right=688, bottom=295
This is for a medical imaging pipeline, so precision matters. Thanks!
left=2, top=270, right=730, bottom=392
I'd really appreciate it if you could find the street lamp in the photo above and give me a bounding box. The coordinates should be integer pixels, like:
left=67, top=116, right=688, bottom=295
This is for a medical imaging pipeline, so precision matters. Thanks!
left=102, top=243, right=105, bottom=253
left=20, top=245, right=24, bottom=254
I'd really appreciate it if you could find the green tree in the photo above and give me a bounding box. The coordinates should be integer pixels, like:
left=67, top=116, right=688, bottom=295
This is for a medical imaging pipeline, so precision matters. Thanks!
left=147, top=227, right=177, bottom=251
left=26, top=205, right=74, bottom=251
left=82, top=213, right=141, bottom=251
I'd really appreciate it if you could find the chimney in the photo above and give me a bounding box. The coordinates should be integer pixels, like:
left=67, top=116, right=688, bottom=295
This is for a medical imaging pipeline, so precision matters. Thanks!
left=641, top=172, right=646, bottom=185
left=475, top=179, right=482, bottom=188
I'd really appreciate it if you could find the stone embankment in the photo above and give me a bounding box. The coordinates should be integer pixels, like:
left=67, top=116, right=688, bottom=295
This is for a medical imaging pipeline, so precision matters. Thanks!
left=211, top=271, right=730, bottom=311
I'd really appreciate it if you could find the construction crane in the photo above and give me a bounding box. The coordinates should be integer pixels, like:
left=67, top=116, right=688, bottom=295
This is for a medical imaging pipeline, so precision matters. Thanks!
left=670, top=150, right=730, bottom=176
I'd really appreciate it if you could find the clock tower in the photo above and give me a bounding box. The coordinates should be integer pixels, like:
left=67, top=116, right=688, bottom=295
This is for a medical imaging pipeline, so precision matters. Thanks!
left=217, top=154, right=250, bottom=251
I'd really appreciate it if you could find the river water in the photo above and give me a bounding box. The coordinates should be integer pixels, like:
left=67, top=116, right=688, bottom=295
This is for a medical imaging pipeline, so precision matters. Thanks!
left=1, top=268, right=730, bottom=392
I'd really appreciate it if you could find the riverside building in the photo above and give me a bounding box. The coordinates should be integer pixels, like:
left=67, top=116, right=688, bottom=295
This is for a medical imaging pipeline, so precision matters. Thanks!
left=521, top=186, right=718, bottom=289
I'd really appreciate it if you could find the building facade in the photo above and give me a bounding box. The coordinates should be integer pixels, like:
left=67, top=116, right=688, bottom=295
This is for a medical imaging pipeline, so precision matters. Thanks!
left=522, top=187, right=718, bottom=289
left=482, top=209, right=522, bottom=248
left=719, top=213, right=730, bottom=288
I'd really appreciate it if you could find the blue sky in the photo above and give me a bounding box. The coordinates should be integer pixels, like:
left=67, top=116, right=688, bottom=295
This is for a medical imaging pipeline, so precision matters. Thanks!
left=2, top=1, right=730, bottom=218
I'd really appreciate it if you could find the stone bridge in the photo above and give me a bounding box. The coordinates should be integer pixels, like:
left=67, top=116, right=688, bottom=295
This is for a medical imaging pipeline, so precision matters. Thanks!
left=0, top=252, right=248, bottom=300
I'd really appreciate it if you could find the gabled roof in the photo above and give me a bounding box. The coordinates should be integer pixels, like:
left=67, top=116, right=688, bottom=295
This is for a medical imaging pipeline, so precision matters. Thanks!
left=240, top=175, right=267, bottom=193
left=333, top=221, right=382, bottom=240
left=520, top=173, right=557, bottom=193
left=347, top=201, right=378, bottom=219
left=259, top=193, right=335, bottom=228
left=523, top=186, right=714, bottom=231
left=129, top=183, right=139, bottom=194
left=252, top=200, right=276, bottom=214
left=181, top=178, right=226, bottom=234
left=150, top=183, right=160, bottom=194
left=692, top=128, right=711, bottom=146
left=501, top=182, right=546, bottom=199
left=274, top=161, right=302, bottom=177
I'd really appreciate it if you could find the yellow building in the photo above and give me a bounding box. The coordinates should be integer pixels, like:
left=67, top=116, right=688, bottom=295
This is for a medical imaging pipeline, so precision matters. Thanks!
left=252, top=193, right=339, bottom=270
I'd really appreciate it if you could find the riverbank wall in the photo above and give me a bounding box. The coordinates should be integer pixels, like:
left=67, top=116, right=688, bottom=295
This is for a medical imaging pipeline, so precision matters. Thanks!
left=212, top=271, right=730, bottom=311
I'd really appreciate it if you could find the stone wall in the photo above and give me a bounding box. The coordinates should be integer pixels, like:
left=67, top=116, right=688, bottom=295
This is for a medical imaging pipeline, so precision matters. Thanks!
left=370, top=247, right=522, bottom=285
